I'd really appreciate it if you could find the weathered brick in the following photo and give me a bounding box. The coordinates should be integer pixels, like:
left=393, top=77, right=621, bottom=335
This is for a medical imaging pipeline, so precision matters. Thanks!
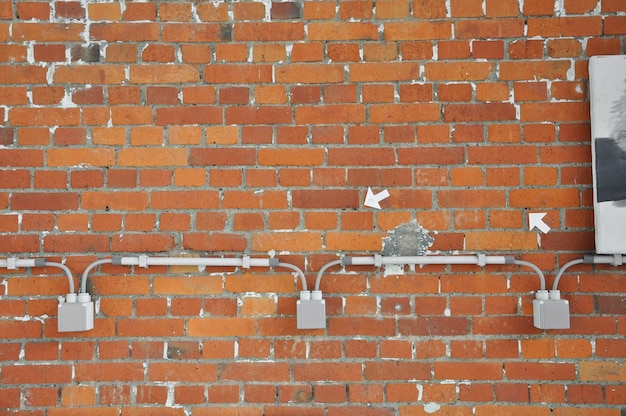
left=309, top=22, right=377, bottom=40
left=234, top=22, right=305, bottom=41
left=90, top=23, right=159, bottom=41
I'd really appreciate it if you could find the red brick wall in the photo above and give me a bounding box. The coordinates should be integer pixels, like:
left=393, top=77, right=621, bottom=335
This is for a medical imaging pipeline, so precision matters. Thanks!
left=1, top=0, right=625, bottom=414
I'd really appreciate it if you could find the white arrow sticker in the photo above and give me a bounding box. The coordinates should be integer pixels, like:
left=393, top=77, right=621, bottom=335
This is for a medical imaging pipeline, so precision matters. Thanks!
left=364, top=187, right=390, bottom=209
left=529, top=212, right=551, bottom=234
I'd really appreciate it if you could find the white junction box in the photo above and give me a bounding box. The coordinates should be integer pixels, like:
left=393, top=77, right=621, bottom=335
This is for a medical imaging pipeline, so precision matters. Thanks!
left=296, top=290, right=326, bottom=329
left=58, top=293, right=94, bottom=332
left=533, top=290, right=570, bottom=330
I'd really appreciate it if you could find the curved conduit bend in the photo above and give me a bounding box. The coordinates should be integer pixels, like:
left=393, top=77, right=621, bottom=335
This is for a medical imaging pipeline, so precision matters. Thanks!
left=552, top=254, right=624, bottom=291
left=1, top=257, right=75, bottom=294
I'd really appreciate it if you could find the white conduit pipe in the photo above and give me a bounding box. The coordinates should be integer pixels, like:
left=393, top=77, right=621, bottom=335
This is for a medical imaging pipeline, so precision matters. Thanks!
left=80, top=258, right=113, bottom=294
left=79, top=255, right=308, bottom=294
left=344, top=255, right=513, bottom=267
left=1, top=257, right=75, bottom=295
left=552, top=254, right=624, bottom=291
left=44, top=262, right=75, bottom=294
left=276, top=262, right=308, bottom=291
left=314, top=259, right=343, bottom=291
left=314, top=254, right=546, bottom=293
left=512, top=259, right=546, bottom=291
left=552, top=258, right=585, bottom=292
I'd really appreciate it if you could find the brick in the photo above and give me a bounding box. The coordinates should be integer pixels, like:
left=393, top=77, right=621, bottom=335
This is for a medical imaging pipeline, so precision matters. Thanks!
left=468, top=145, right=537, bottom=164
left=2, top=364, right=71, bottom=384
left=12, top=23, right=84, bottom=41
left=475, top=406, right=551, bottom=416
left=252, top=231, right=322, bottom=251
left=313, top=384, right=346, bottom=404
left=370, top=274, right=439, bottom=295
left=510, top=188, right=579, bottom=208
left=438, top=190, right=505, bottom=208
left=450, top=0, right=483, bottom=16
left=399, top=317, right=470, bottom=335
left=158, top=2, right=191, bottom=21
left=234, top=22, right=304, bottom=41
left=485, top=0, right=519, bottom=16
left=523, top=0, right=555, bottom=15
left=371, top=103, right=441, bottom=123
left=339, top=0, right=373, bottom=19
left=277, top=63, right=344, bottom=84
left=9, top=108, right=80, bottom=126
left=118, top=318, right=184, bottom=337
left=23, top=387, right=58, bottom=407
left=444, top=103, right=516, bottom=122
left=61, top=386, right=95, bottom=407
left=455, top=19, right=525, bottom=38
left=222, top=363, right=290, bottom=381
left=506, top=362, right=576, bottom=381
left=426, top=62, right=494, bottom=81
left=146, top=363, right=218, bottom=383
left=529, top=16, right=603, bottom=37
left=295, top=363, right=362, bottom=382
left=129, top=64, right=199, bottom=83
left=296, top=104, right=365, bottom=124
left=309, top=22, right=377, bottom=40
left=605, top=16, right=626, bottom=35
left=384, top=21, right=451, bottom=40
left=435, top=362, right=503, bottom=380
left=292, top=189, right=360, bottom=209
left=117, top=148, right=187, bottom=166
left=372, top=0, right=407, bottom=18
left=252, top=44, right=287, bottom=62
left=466, top=231, right=537, bottom=250
left=350, top=62, right=419, bottom=82
left=225, top=106, right=291, bottom=124
left=17, top=2, right=50, bottom=19
left=88, top=3, right=122, bottom=20
left=0, top=149, right=44, bottom=167
left=602, top=0, right=626, bottom=12
left=271, top=2, right=301, bottom=19
left=233, top=2, right=265, bottom=20
left=90, top=23, right=159, bottom=41
left=547, top=39, right=582, bottom=58
left=530, top=384, right=565, bottom=403
left=205, top=64, right=272, bottom=83
left=162, top=23, right=230, bottom=43
left=593, top=36, right=622, bottom=55
left=514, top=81, right=548, bottom=101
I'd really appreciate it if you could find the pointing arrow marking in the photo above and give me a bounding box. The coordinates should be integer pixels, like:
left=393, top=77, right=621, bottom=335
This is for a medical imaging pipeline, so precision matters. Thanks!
left=364, top=187, right=390, bottom=209
left=529, top=212, right=551, bottom=234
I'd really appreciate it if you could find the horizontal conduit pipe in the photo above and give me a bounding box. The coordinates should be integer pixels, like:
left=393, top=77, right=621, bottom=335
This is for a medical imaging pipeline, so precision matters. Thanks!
left=80, top=256, right=306, bottom=294
left=315, top=254, right=548, bottom=293
left=343, top=255, right=515, bottom=267
left=0, top=257, right=44, bottom=269
left=1, top=257, right=75, bottom=295
left=113, top=256, right=278, bottom=268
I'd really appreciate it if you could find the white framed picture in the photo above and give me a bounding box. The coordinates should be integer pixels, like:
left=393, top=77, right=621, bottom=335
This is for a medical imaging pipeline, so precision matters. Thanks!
left=589, top=55, right=626, bottom=254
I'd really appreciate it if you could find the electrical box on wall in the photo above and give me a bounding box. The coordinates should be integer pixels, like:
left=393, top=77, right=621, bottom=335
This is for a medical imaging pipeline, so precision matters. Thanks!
left=533, top=290, right=570, bottom=330
left=58, top=293, right=94, bottom=332
left=589, top=55, right=626, bottom=254
left=297, top=291, right=326, bottom=329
